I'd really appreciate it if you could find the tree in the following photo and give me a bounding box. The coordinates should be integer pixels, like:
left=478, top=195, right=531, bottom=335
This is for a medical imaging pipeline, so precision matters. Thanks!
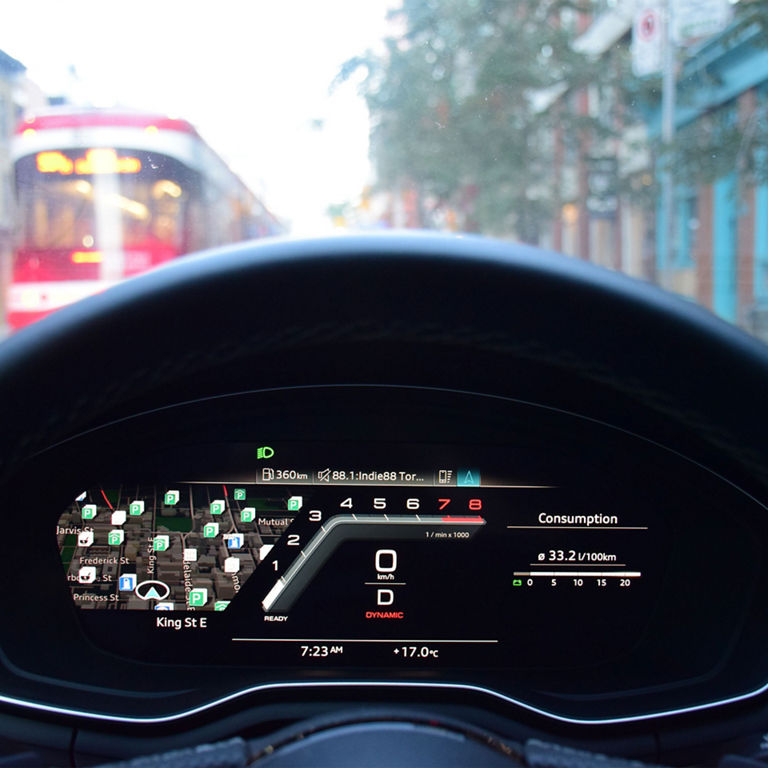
left=339, top=0, right=612, bottom=240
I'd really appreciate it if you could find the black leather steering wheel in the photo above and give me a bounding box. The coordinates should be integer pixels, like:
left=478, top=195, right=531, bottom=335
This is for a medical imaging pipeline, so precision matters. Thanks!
left=1, top=233, right=766, bottom=488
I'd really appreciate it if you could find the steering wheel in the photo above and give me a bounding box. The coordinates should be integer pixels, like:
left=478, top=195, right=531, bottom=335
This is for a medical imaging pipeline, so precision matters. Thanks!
left=2, top=233, right=766, bottom=483
left=1, top=233, right=767, bottom=767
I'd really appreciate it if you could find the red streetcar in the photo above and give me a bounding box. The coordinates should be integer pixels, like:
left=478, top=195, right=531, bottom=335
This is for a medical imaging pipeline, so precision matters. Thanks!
left=8, top=108, right=281, bottom=330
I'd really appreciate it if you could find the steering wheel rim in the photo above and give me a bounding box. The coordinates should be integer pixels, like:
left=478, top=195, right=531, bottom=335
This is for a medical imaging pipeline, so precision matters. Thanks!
left=1, top=233, right=767, bottom=488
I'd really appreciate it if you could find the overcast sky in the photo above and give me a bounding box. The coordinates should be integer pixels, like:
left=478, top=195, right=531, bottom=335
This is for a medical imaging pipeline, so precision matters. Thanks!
left=2, top=1, right=393, bottom=233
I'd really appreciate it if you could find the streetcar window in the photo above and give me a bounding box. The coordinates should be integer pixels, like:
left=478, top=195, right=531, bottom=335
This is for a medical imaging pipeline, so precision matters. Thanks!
left=15, top=151, right=193, bottom=253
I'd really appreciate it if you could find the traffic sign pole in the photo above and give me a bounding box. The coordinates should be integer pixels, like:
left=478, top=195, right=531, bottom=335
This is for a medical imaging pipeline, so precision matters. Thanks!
left=659, top=0, right=677, bottom=284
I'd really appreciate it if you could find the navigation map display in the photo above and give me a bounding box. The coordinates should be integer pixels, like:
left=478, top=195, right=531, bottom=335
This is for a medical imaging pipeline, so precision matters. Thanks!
left=59, top=482, right=295, bottom=612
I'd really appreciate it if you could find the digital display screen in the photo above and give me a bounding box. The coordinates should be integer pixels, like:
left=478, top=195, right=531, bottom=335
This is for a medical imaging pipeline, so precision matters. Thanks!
left=56, top=442, right=661, bottom=669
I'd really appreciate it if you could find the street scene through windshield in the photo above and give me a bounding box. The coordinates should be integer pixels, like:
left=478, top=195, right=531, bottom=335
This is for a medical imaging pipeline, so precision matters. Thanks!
left=0, top=0, right=766, bottom=339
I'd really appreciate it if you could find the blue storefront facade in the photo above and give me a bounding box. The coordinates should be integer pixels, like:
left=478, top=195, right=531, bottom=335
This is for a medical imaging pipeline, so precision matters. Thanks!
left=652, top=20, right=768, bottom=336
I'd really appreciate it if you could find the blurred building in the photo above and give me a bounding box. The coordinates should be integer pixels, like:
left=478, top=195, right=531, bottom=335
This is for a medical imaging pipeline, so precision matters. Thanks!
left=646, top=16, right=768, bottom=339
left=543, top=0, right=654, bottom=282
left=0, top=50, right=26, bottom=326
left=0, top=51, right=25, bottom=222
left=357, top=0, right=768, bottom=342
left=0, top=49, right=46, bottom=333
left=548, top=2, right=768, bottom=340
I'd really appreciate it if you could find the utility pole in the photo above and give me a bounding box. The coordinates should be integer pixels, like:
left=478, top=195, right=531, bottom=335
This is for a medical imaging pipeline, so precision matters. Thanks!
left=659, top=0, right=676, bottom=288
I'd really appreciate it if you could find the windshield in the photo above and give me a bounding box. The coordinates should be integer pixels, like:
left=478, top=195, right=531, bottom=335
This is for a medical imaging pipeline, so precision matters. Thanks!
left=1, top=0, right=766, bottom=339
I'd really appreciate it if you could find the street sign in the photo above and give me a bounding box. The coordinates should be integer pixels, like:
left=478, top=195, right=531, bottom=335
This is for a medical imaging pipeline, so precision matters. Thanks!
left=672, top=0, right=732, bottom=45
left=586, top=157, right=618, bottom=218
left=632, top=4, right=663, bottom=77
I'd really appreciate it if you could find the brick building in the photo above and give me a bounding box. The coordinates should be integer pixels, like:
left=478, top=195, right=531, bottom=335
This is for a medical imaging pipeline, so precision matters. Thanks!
left=0, top=50, right=26, bottom=327
left=646, top=15, right=768, bottom=337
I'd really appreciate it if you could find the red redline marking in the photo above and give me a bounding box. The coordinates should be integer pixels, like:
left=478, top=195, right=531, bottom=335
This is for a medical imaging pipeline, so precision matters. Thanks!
left=441, top=516, right=484, bottom=523
left=222, top=484, right=228, bottom=497
left=100, top=488, right=114, bottom=510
